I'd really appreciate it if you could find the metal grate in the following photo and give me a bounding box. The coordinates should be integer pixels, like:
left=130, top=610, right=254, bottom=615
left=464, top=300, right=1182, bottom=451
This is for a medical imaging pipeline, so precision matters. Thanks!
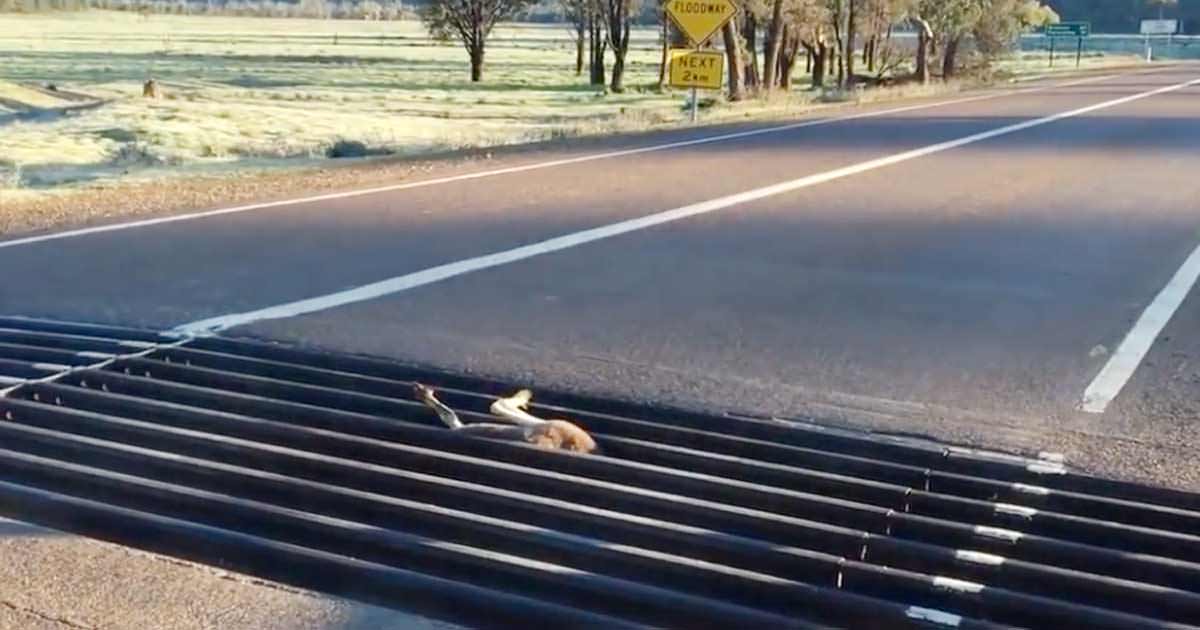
left=0, top=316, right=1198, bottom=629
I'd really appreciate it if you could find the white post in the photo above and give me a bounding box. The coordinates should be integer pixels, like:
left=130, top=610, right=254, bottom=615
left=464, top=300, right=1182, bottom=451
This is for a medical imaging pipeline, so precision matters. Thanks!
left=690, top=87, right=698, bottom=123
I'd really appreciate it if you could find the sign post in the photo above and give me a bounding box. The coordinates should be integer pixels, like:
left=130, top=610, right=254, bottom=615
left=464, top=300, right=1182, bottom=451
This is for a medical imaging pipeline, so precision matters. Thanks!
left=664, top=0, right=736, bottom=123
left=668, top=49, right=724, bottom=122
left=1141, top=19, right=1180, bottom=62
left=1044, top=22, right=1090, bottom=68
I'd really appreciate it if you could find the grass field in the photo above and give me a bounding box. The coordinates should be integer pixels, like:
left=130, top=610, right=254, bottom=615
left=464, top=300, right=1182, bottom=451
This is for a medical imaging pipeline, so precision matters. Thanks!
left=0, top=12, right=682, bottom=196
left=0, top=11, right=1144, bottom=201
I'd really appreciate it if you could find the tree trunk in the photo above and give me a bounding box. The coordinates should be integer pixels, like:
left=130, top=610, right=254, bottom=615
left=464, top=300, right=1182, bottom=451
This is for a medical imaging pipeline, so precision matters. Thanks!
left=914, top=17, right=931, bottom=84
left=588, top=15, right=606, bottom=86
left=722, top=18, right=744, bottom=101
left=942, top=35, right=960, bottom=80
left=815, top=43, right=828, bottom=88
left=469, top=41, right=484, bottom=82
left=843, top=0, right=855, bottom=87
left=658, top=16, right=669, bottom=87
left=804, top=41, right=827, bottom=88
left=610, top=51, right=625, bottom=92
left=576, top=27, right=586, bottom=75
left=772, top=24, right=786, bottom=87
left=762, top=0, right=784, bottom=89
left=742, top=13, right=759, bottom=90
left=606, top=0, right=629, bottom=93
left=779, top=33, right=799, bottom=89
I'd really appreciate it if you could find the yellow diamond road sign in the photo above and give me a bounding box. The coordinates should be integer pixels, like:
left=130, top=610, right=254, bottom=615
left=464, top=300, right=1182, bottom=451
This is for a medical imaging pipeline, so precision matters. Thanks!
left=669, top=49, right=724, bottom=90
left=666, top=0, right=737, bottom=47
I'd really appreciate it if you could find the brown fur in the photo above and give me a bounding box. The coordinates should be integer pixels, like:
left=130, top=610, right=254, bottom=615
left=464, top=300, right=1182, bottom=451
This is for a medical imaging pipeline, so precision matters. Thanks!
left=142, top=79, right=161, bottom=99
left=526, top=420, right=599, bottom=453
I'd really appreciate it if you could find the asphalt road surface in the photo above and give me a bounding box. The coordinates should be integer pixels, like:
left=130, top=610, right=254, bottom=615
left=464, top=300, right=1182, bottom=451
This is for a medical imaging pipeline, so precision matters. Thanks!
left=4, top=65, right=1200, bottom=490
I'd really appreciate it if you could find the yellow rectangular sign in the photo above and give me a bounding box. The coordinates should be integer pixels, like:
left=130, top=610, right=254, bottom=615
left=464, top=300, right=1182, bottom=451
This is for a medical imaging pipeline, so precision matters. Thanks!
left=669, top=49, right=725, bottom=90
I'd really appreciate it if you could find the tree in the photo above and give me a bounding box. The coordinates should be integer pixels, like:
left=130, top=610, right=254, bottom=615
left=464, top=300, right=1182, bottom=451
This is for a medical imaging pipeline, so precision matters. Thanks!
left=911, top=11, right=933, bottom=83
left=602, top=0, right=638, bottom=92
left=858, top=0, right=904, bottom=75
left=973, top=0, right=1057, bottom=60
left=740, top=5, right=760, bottom=90
left=909, top=0, right=979, bottom=81
left=561, top=0, right=590, bottom=75
left=588, top=0, right=607, bottom=85
left=792, top=0, right=830, bottom=87
left=909, top=0, right=1056, bottom=82
left=744, top=0, right=828, bottom=89
left=722, top=18, right=746, bottom=99
left=421, top=0, right=535, bottom=81
left=761, top=0, right=786, bottom=87
left=843, top=0, right=856, bottom=85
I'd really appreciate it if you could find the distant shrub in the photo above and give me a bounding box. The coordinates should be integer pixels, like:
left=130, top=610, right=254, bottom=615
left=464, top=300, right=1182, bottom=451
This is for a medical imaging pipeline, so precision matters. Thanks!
left=110, top=142, right=170, bottom=165
left=0, top=162, right=22, bottom=189
left=326, top=139, right=392, bottom=158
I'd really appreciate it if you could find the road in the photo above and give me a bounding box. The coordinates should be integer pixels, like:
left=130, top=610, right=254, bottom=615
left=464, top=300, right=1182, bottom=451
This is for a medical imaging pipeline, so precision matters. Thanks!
left=3, top=65, right=1200, bottom=489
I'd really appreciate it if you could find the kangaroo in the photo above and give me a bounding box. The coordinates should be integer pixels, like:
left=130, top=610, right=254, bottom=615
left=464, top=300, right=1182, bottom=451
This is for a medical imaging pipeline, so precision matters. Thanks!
left=142, top=79, right=161, bottom=99
left=413, top=384, right=599, bottom=454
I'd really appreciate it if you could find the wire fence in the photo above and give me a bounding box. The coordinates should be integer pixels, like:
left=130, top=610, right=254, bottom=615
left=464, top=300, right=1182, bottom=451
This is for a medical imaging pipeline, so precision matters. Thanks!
left=1019, top=33, right=1200, bottom=60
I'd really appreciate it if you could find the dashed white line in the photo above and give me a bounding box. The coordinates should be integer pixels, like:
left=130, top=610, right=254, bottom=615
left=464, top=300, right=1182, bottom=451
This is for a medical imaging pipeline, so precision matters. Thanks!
left=0, top=73, right=1121, bottom=252
left=1081, top=240, right=1200, bottom=413
left=174, top=75, right=1200, bottom=335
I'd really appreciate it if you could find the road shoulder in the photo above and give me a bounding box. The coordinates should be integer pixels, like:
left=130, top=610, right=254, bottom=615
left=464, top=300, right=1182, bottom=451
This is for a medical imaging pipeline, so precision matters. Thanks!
left=0, top=517, right=456, bottom=630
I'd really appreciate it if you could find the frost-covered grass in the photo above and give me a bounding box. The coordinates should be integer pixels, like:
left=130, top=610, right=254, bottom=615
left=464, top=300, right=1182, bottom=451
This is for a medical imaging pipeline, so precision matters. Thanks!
left=0, top=12, right=676, bottom=194
left=0, top=12, right=1145, bottom=199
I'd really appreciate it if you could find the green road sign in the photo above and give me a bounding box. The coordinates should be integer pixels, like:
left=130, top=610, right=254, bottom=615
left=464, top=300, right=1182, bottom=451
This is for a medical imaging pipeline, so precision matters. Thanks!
left=1045, top=22, right=1090, bottom=38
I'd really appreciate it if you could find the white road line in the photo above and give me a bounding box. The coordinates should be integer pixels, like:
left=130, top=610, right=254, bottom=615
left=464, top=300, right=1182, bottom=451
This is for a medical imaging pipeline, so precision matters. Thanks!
left=174, top=75, right=1200, bottom=336
left=1081, top=242, right=1200, bottom=413
left=0, top=73, right=1122, bottom=252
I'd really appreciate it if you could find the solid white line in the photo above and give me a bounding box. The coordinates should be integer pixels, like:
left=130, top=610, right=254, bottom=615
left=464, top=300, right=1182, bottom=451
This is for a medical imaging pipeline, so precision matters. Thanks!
left=175, top=75, right=1200, bottom=336
left=0, top=73, right=1120, bottom=252
left=1081, top=242, right=1200, bottom=413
